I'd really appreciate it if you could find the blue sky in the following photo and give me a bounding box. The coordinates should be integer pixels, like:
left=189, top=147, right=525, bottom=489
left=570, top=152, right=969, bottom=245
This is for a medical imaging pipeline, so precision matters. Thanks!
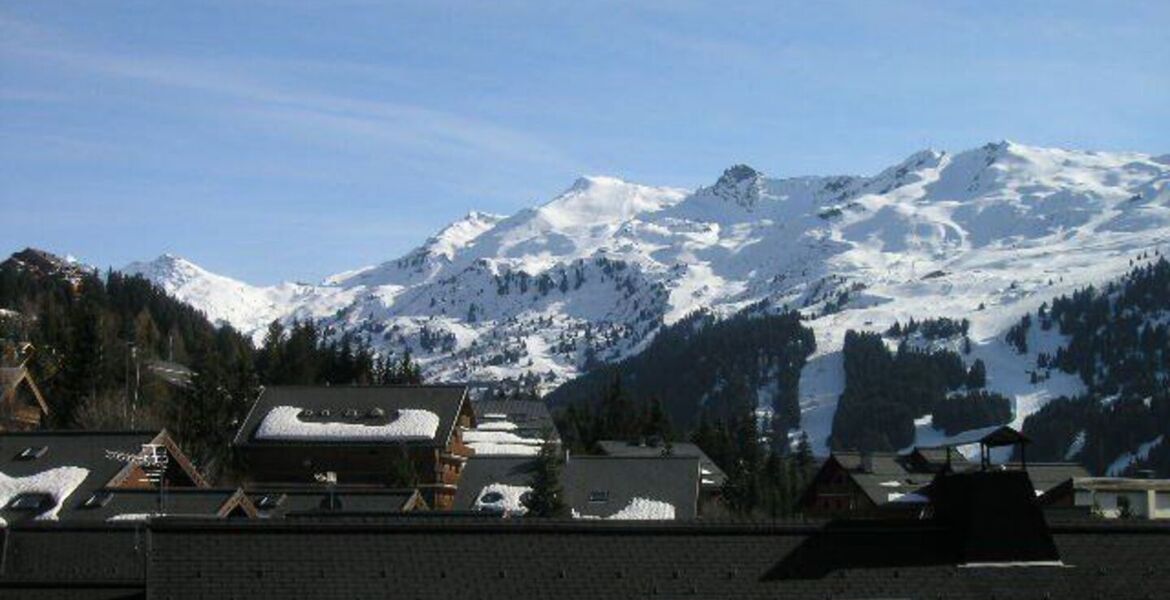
left=2, top=1, right=1167, bottom=284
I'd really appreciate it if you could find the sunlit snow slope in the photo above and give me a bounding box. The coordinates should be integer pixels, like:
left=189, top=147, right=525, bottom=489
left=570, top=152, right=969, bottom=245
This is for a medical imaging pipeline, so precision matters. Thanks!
left=124, top=142, right=1170, bottom=454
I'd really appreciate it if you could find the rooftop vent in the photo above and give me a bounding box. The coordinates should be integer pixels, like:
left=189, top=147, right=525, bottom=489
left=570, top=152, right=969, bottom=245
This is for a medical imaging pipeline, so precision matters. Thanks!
left=368, top=407, right=386, bottom=418
left=15, top=446, right=48, bottom=460
left=298, top=409, right=315, bottom=419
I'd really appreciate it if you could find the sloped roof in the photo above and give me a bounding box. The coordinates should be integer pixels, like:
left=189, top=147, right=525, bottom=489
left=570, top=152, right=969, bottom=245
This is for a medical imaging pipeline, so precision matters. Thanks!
left=828, top=452, right=934, bottom=506
left=563, top=456, right=699, bottom=519
left=451, top=456, right=537, bottom=510
left=1005, top=463, right=1092, bottom=494
left=0, top=431, right=162, bottom=524
left=245, top=487, right=423, bottom=517
left=127, top=519, right=1170, bottom=600
left=596, top=439, right=726, bottom=488
left=471, top=397, right=560, bottom=442
left=454, top=455, right=701, bottom=519
left=233, top=385, right=468, bottom=448
left=60, top=488, right=253, bottom=522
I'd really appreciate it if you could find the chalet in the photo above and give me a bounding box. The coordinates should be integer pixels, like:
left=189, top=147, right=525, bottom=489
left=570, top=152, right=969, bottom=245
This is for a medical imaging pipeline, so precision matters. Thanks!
left=0, top=342, right=49, bottom=431
left=5, top=470, right=1170, bottom=599
left=799, top=450, right=937, bottom=516
left=453, top=454, right=701, bottom=519
left=464, top=397, right=560, bottom=456
left=1040, top=477, right=1170, bottom=519
left=802, top=427, right=1090, bottom=517
left=231, top=385, right=475, bottom=509
left=0, top=430, right=209, bottom=526
left=245, top=487, right=427, bottom=518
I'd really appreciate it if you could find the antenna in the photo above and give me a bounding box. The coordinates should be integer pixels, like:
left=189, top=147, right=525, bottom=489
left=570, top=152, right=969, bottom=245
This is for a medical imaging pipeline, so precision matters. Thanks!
left=105, top=443, right=170, bottom=514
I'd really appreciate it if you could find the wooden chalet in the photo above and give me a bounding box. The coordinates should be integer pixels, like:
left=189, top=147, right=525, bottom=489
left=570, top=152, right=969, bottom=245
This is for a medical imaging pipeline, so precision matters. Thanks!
left=231, top=385, right=476, bottom=509
left=0, top=342, right=49, bottom=432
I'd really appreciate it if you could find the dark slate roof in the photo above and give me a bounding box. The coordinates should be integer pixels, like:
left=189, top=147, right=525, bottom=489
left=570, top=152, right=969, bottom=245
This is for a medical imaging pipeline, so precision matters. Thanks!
left=596, top=439, right=727, bottom=488
left=0, top=431, right=161, bottom=525
left=0, top=524, right=146, bottom=598
left=451, top=456, right=537, bottom=510
left=245, top=487, right=422, bottom=518
left=1006, top=462, right=1092, bottom=494
left=454, top=455, right=701, bottom=519
left=136, top=518, right=1170, bottom=600
left=471, top=398, right=560, bottom=442
left=910, top=446, right=971, bottom=469
left=563, top=456, right=700, bottom=520
left=58, top=488, right=245, bottom=522
left=232, top=385, right=468, bottom=448
left=828, top=451, right=934, bottom=506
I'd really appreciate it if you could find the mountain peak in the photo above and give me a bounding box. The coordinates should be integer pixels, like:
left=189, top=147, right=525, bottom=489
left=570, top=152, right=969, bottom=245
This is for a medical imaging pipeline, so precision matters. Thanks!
left=716, top=164, right=762, bottom=187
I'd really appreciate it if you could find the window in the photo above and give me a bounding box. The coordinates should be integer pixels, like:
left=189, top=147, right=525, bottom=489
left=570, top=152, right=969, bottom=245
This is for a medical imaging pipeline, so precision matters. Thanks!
left=83, top=491, right=113, bottom=508
left=588, top=491, right=609, bottom=503
left=256, top=494, right=286, bottom=510
left=8, top=493, right=51, bottom=511
left=16, top=446, right=48, bottom=460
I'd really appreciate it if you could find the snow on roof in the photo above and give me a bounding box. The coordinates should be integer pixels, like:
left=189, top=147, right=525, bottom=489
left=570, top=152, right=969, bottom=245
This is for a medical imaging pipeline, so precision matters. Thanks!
left=255, top=405, right=440, bottom=442
left=107, top=513, right=160, bottom=522
left=481, top=413, right=509, bottom=419
left=474, top=420, right=519, bottom=431
left=472, top=483, right=531, bottom=516
left=879, top=480, right=903, bottom=487
left=573, top=497, right=676, bottom=520
left=462, top=430, right=542, bottom=445
left=468, top=443, right=543, bottom=456
left=887, top=492, right=929, bottom=504
left=0, top=466, right=90, bottom=522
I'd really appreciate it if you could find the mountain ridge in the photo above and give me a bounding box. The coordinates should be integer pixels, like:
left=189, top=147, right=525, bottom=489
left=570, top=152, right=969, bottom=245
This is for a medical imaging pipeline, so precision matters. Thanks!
left=119, top=140, right=1170, bottom=455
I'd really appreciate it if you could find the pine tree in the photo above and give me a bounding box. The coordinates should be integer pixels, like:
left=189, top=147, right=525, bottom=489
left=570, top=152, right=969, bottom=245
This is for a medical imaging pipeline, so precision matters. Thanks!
left=524, top=441, right=567, bottom=518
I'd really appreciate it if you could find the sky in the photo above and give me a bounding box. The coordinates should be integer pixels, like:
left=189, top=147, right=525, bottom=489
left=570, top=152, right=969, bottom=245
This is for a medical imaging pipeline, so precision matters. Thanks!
left=2, top=1, right=1168, bottom=284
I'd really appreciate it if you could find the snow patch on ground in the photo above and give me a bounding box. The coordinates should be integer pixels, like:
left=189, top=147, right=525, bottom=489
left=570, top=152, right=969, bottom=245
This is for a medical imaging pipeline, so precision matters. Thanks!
left=1106, top=435, right=1164, bottom=476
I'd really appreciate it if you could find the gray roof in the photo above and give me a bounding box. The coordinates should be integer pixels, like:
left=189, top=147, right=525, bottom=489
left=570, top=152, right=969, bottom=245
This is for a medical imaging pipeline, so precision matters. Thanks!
left=245, top=487, right=422, bottom=517
left=452, top=456, right=537, bottom=509
left=57, top=488, right=246, bottom=522
left=233, top=385, right=468, bottom=448
left=1005, top=463, right=1092, bottom=494
left=829, top=451, right=934, bottom=506
left=471, top=397, right=560, bottom=442
left=0, top=431, right=163, bottom=524
left=596, top=439, right=726, bottom=488
left=564, top=456, right=699, bottom=519
left=454, top=455, right=701, bottom=519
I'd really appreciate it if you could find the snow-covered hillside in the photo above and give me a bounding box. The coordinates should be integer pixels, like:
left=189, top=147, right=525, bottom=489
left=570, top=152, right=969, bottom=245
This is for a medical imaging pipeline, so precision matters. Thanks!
left=123, top=141, right=1170, bottom=455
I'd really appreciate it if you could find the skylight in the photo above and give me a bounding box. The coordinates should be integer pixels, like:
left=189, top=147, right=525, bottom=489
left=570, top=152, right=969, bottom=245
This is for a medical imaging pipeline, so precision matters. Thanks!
left=16, top=446, right=48, bottom=460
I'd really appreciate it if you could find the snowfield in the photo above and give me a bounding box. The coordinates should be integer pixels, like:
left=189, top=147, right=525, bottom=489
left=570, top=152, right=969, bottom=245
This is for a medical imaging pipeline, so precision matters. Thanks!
left=124, top=141, right=1170, bottom=456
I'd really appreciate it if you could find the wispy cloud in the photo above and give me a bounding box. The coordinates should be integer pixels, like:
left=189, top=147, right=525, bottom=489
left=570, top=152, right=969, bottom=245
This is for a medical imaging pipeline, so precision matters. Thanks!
left=0, top=14, right=581, bottom=174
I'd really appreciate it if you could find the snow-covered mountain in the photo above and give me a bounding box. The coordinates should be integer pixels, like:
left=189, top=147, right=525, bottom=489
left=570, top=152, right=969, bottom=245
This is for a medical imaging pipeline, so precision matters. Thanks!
left=123, top=141, right=1170, bottom=454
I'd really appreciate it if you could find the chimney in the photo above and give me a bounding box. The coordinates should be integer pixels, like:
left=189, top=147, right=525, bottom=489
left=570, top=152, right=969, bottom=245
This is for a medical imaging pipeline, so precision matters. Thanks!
left=861, top=453, right=874, bottom=473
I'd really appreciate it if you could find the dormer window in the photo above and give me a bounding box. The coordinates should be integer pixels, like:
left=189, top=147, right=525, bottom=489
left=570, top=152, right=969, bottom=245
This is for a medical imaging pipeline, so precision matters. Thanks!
left=588, top=491, right=609, bottom=503
left=16, top=446, right=48, bottom=460
left=298, top=409, right=316, bottom=419
left=343, top=408, right=359, bottom=419
left=368, top=407, right=386, bottom=419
